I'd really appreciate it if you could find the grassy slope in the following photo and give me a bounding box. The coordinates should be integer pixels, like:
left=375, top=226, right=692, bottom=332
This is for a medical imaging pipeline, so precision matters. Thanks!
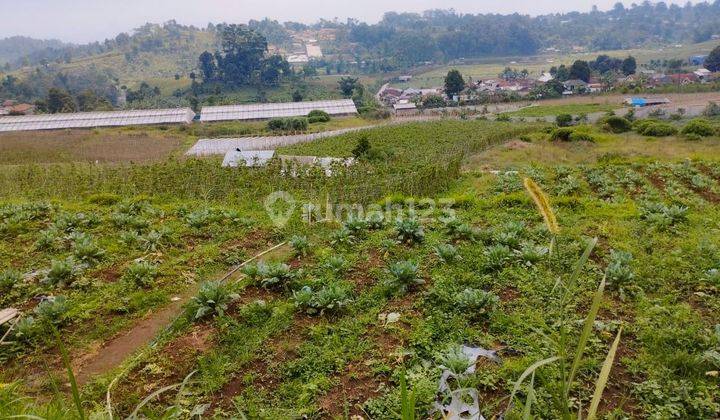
left=1, top=119, right=719, bottom=418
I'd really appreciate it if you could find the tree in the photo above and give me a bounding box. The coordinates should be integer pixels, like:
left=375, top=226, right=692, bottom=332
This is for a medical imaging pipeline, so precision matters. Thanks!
left=352, top=134, right=371, bottom=159
left=569, top=60, right=591, bottom=82
left=199, top=51, right=217, bottom=82
left=622, top=56, right=637, bottom=75
left=46, top=88, right=77, bottom=113
left=444, top=69, right=465, bottom=99
left=706, top=45, right=720, bottom=72
left=338, top=77, right=359, bottom=97
left=292, top=89, right=303, bottom=102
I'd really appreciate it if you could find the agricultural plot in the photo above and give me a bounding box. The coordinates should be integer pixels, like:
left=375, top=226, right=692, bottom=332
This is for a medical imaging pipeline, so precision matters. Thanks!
left=1, top=118, right=719, bottom=419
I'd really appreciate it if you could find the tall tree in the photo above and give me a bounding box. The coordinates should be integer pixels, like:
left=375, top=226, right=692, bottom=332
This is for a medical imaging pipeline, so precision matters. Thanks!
left=622, top=56, right=637, bottom=75
left=706, top=45, right=720, bottom=72
left=338, top=77, right=359, bottom=97
left=444, top=69, right=465, bottom=98
left=569, top=60, right=591, bottom=82
left=199, top=51, right=217, bottom=82
left=46, top=88, right=77, bottom=113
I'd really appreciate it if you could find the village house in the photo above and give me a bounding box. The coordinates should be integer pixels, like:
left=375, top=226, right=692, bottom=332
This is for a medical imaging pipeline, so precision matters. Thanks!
left=393, top=100, right=418, bottom=116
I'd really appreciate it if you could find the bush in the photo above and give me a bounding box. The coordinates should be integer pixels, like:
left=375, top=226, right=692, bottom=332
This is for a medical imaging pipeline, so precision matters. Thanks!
left=124, top=261, right=158, bottom=288
left=87, top=193, right=120, bottom=206
left=568, top=131, right=595, bottom=142
left=191, top=281, right=236, bottom=320
left=682, top=119, right=716, bottom=137
left=307, top=109, right=331, bottom=123
left=549, top=127, right=574, bottom=141
left=635, top=120, right=678, bottom=137
left=556, top=113, right=573, bottom=127
left=602, top=116, right=632, bottom=133
left=267, top=117, right=309, bottom=132
left=495, top=114, right=511, bottom=122
left=703, top=101, right=720, bottom=117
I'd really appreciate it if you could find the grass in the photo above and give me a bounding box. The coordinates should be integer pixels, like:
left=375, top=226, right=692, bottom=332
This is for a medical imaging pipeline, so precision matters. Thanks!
left=1, top=117, right=720, bottom=418
left=506, top=103, right=620, bottom=117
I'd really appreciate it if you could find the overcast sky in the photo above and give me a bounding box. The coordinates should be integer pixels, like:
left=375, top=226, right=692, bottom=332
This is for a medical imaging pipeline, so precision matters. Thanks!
left=0, top=0, right=703, bottom=43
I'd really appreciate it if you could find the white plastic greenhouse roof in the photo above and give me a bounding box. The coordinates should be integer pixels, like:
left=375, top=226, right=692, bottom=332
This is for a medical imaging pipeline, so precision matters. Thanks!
left=0, top=108, right=196, bottom=132
left=200, top=99, right=357, bottom=122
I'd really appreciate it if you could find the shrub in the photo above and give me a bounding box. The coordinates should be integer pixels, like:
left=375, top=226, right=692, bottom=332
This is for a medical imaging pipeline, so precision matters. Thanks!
left=191, top=281, right=236, bottom=320
left=387, top=261, right=423, bottom=293
left=268, top=117, right=309, bottom=132
left=495, top=114, right=511, bottom=122
left=87, top=193, right=120, bottom=206
left=703, top=101, right=720, bottom=117
left=434, top=243, right=461, bottom=263
left=293, top=283, right=352, bottom=315
left=556, top=113, right=573, bottom=127
left=453, top=288, right=500, bottom=315
left=289, top=235, right=310, bottom=257
left=682, top=119, right=716, bottom=137
left=0, top=268, right=22, bottom=290
left=601, top=116, right=632, bottom=133
left=636, top=121, right=678, bottom=137
left=394, top=218, right=425, bottom=244
left=352, top=135, right=372, bottom=159
left=549, top=127, right=574, bottom=141
left=307, top=109, right=331, bottom=122
left=124, top=261, right=158, bottom=288
left=568, top=131, right=594, bottom=142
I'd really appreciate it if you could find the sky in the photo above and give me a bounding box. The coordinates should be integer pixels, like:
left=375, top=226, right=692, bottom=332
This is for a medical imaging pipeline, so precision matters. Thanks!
left=0, top=0, right=703, bottom=43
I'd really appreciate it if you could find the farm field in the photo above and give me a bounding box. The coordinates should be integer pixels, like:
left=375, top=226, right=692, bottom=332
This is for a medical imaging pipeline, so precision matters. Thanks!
left=390, top=40, right=720, bottom=89
left=505, top=103, right=620, bottom=118
left=0, top=116, right=373, bottom=165
left=1, top=115, right=720, bottom=418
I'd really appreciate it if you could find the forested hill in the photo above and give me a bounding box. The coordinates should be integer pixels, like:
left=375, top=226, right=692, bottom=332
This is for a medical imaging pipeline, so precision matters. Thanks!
left=5, top=2, right=720, bottom=73
left=348, top=2, right=720, bottom=64
left=0, top=37, right=69, bottom=67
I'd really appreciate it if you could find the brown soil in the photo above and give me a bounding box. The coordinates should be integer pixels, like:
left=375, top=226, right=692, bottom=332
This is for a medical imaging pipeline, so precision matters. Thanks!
left=74, top=284, right=199, bottom=386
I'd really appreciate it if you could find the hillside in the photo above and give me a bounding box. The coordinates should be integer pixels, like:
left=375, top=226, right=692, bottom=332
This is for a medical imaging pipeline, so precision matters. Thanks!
left=0, top=36, right=69, bottom=67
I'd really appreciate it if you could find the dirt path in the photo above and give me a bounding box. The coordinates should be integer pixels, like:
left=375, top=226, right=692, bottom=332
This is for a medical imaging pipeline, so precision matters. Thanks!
left=74, top=285, right=199, bottom=385
left=73, top=241, right=289, bottom=386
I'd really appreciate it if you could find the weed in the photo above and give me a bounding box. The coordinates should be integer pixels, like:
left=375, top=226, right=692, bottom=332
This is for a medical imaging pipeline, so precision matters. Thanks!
left=0, top=268, right=22, bottom=290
